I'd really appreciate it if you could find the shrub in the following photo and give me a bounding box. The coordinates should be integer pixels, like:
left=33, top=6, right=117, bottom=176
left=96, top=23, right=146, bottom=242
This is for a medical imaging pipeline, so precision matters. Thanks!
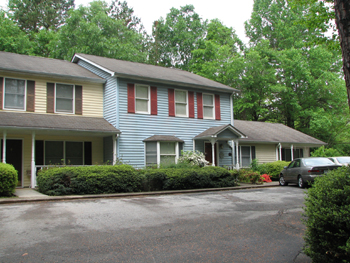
left=311, top=145, right=342, bottom=157
left=177, top=150, right=209, bottom=167
left=37, top=165, right=144, bottom=195
left=303, top=166, right=350, bottom=262
left=0, top=163, right=18, bottom=196
left=237, top=169, right=262, bottom=184
left=251, top=160, right=290, bottom=181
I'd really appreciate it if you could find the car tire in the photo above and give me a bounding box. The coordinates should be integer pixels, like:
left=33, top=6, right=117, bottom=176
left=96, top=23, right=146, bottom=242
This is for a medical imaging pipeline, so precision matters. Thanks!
left=279, top=175, right=288, bottom=186
left=298, top=176, right=305, bottom=188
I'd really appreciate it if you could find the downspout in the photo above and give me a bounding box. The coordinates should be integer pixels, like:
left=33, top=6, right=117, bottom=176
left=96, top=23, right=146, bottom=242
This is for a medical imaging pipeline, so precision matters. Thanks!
left=2, top=131, right=6, bottom=163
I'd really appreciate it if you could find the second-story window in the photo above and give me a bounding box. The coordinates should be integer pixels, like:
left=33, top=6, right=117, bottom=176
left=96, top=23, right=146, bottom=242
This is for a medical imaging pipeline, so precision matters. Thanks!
left=4, top=78, right=26, bottom=110
left=203, top=94, right=214, bottom=119
left=135, top=84, right=149, bottom=114
left=175, top=90, right=188, bottom=117
left=56, top=83, right=74, bottom=113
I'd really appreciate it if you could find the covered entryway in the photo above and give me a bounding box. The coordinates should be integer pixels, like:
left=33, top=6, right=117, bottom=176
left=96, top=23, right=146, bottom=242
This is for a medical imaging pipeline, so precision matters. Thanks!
left=1, top=139, right=22, bottom=187
left=204, top=142, right=218, bottom=166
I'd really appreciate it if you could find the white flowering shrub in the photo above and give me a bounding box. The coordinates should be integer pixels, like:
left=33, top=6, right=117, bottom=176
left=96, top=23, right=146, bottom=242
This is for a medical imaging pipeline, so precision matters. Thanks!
left=178, top=150, right=209, bottom=167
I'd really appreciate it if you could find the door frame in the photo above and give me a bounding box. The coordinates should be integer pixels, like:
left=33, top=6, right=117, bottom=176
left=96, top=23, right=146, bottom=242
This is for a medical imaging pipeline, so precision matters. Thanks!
left=204, top=141, right=219, bottom=166
left=1, top=138, right=24, bottom=188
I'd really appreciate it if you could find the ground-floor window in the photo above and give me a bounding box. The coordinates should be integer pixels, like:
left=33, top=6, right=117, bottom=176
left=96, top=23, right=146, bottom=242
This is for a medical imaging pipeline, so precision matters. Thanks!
left=281, top=148, right=303, bottom=162
left=233, top=145, right=256, bottom=167
left=35, top=140, right=92, bottom=165
left=145, top=141, right=182, bottom=166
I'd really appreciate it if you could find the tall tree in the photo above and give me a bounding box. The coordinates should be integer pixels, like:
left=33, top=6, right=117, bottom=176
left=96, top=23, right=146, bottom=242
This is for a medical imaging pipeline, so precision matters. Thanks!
left=150, top=5, right=207, bottom=70
left=51, top=0, right=148, bottom=62
left=8, top=0, right=74, bottom=33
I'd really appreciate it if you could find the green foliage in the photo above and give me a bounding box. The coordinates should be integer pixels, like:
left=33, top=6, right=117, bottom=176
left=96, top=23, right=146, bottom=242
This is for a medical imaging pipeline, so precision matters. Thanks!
left=37, top=165, right=144, bottom=195
left=150, top=5, right=207, bottom=70
left=236, top=169, right=262, bottom=184
left=303, top=166, right=350, bottom=262
left=177, top=150, right=209, bottom=167
left=0, top=10, right=32, bottom=54
left=311, top=145, right=342, bottom=157
left=251, top=160, right=291, bottom=181
left=8, top=0, right=74, bottom=33
left=0, top=163, right=18, bottom=197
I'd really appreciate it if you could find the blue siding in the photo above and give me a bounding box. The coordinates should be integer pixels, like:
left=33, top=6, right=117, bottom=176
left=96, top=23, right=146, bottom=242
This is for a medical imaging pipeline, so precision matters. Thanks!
left=117, top=78, right=233, bottom=167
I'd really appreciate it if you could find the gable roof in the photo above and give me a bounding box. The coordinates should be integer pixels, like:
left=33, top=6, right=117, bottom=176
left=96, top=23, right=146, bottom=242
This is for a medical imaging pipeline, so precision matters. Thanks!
left=0, top=51, right=104, bottom=83
left=234, top=120, right=326, bottom=146
left=0, top=111, right=120, bottom=135
left=72, top=53, right=239, bottom=93
left=194, top=124, right=246, bottom=140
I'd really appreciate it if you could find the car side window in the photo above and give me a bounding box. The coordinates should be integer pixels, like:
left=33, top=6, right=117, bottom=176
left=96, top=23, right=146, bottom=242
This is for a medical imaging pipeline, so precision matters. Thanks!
left=288, top=161, right=295, bottom=168
left=294, top=160, right=300, bottom=167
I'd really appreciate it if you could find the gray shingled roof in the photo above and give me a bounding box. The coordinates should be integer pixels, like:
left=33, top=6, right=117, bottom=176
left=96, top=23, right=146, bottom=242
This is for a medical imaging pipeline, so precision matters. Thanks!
left=194, top=124, right=247, bottom=139
left=0, top=111, right=120, bottom=134
left=234, top=120, right=326, bottom=145
left=0, top=51, right=104, bottom=83
left=143, top=135, right=184, bottom=142
left=72, top=53, right=239, bottom=93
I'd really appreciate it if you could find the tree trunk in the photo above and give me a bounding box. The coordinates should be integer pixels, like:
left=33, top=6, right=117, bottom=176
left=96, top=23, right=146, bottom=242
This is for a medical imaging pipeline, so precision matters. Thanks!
left=334, top=0, right=350, bottom=110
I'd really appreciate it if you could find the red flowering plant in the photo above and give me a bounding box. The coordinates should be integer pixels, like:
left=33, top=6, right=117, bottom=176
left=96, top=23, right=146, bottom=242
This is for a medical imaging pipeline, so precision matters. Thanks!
left=260, top=174, right=272, bottom=183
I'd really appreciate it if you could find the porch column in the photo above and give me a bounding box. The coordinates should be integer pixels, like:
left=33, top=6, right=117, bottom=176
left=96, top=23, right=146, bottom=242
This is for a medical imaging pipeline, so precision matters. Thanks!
left=235, top=140, right=239, bottom=170
left=291, top=144, right=294, bottom=161
left=192, top=139, right=196, bottom=152
left=231, top=140, right=235, bottom=168
left=31, top=132, right=36, bottom=188
left=2, top=131, right=6, bottom=163
left=112, top=134, right=117, bottom=165
left=210, top=138, right=216, bottom=166
left=278, top=143, right=282, bottom=161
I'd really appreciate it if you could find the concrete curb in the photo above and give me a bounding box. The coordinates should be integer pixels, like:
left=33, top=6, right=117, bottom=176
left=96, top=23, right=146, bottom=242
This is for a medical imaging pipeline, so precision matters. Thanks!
left=0, top=182, right=280, bottom=205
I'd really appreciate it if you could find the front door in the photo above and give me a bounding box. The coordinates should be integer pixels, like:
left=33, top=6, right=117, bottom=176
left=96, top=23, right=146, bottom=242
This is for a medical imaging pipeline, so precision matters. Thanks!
left=1, top=139, right=23, bottom=186
left=204, top=142, right=217, bottom=166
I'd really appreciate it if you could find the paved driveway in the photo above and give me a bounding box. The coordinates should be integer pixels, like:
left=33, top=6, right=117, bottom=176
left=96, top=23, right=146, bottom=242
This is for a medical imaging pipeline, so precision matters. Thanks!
left=0, top=187, right=310, bottom=262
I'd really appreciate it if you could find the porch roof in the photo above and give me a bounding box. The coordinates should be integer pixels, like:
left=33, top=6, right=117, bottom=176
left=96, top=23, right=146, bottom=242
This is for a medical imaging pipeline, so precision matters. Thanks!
left=143, top=135, right=184, bottom=142
left=233, top=120, right=326, bottom=146
left=194, top=124, right=247, bottom=141
left=0, top=111, right=120, bottom=136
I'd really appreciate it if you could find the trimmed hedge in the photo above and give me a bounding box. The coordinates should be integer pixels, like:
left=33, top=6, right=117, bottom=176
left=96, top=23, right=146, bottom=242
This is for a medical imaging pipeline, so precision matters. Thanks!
left=251, top=160, right=290, bottom=180
left=303, top=166, right=350, bottom=262
left=37, top=165, right=144, bottom=195
left=37, top=165, right=238, bottom=195
left=0, top=163, right=18, bottom=196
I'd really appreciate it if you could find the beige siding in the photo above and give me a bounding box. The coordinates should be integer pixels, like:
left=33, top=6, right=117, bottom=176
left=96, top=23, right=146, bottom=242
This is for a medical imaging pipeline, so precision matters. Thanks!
left=0, top=73, right=103, bottom=117
left=255, top=144, right=277, bottom=164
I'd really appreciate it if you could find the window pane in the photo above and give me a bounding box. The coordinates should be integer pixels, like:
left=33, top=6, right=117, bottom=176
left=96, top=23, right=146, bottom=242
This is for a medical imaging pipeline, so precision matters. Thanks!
left=56, top=98, right=73, bottom=112
left=160, top=155, right=176, bottom=164
left=45, top=141, right=64, bottom=165
left=4, top=78, right=25, bottom=109
left=66, top=142, right=83, bottom=165
left=136, top=85, right=148, bottom=99
left=241, top=146, right=251, bottom=167
left=203, top=94, right=213, bottom=105
left=56, top=84, right=73, bottom=99
left=203, top=106, right=213, bottom=118
left=136, top=99, right=148, bottom=112
left=175, top=90, right=186, bottom=103
left=146, top=142, right=157, bottom=166
left=175, top=103, right=187, bottom=116
left=160, top=142, right=175, bottom=155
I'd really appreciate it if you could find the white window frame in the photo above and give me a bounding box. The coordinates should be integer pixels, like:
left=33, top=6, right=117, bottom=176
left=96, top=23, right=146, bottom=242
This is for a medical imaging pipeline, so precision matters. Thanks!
left=145, top=141, right=180, bottom=166
left=135, top=84, right=150, bottom=114
left=202, top=93, right=215, bottom=119
left=175, top=89, right=188, bottom=117
left=240, top=145, right=252, bottom=168
left=3, top=77, right=27, bottom=111
left=55, top=83, right=75, bottom=114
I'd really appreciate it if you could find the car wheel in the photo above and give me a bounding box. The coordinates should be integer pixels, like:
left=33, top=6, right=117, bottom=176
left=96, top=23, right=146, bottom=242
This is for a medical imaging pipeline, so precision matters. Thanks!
left=298, top=176, right=305, bottom=188
left=279, top=175, right=288, bottom=186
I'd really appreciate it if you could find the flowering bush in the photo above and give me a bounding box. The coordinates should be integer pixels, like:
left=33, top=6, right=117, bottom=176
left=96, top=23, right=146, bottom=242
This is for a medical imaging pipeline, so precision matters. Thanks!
left=178, top=150, right=209, bottom=167
left=261, top=174, right=272, bottom=183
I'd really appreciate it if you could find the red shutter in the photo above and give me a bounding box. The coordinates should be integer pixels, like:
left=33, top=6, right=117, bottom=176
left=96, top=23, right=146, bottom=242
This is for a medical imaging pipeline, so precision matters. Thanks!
left=197, top=92, right=203, bottom=119
left=215, top=94, right=221, bottom=120
left=150, top=86, right=157, bottom=115
left=46, top=83, right=55, bottom=113
left=26, top=80, right=35, bottom=112
left=75, top=85, right=83, bottom=115
left=168, top=88, right=175, bottom=117
left=0, top=77, right=3, bottom=110
left=127, top=83, right=135, bottom=113
left=188, top=91, right=194, bottom=118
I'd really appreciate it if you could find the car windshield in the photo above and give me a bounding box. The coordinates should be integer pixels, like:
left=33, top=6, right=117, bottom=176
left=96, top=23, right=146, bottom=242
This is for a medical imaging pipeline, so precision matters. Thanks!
left=336, top=157, right=350, bottom=164
left=303, top=158, right=335, bottom=166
